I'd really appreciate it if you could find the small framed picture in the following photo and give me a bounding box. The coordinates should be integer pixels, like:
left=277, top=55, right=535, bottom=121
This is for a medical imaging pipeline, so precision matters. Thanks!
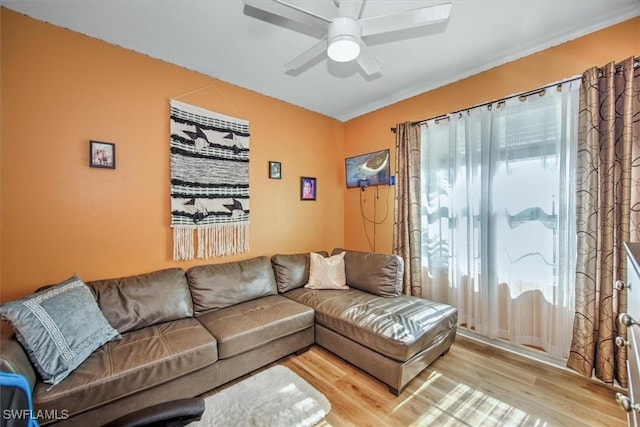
left=89, top=141, right=116, bottom=169
left=269, top=161, right=281, bottom=179
left=300, top=177, right=316, bottom=201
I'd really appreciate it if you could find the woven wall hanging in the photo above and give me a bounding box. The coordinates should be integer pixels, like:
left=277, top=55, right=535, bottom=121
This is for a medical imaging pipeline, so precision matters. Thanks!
left=169, top=99, right=249, bottom=260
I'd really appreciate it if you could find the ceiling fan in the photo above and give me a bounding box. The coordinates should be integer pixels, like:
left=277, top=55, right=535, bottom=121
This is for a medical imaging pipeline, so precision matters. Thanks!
left=242, top=0, right=453, bottom=76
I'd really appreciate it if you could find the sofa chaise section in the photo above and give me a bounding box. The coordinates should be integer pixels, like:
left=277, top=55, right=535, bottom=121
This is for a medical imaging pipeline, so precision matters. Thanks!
left=274, top=249, right=458, bottom=395
left=285, top=289, right=457, bottom=362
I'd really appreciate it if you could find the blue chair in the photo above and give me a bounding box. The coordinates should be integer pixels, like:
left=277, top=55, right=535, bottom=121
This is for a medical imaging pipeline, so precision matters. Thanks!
left=0, top=372, right=39, bottom=427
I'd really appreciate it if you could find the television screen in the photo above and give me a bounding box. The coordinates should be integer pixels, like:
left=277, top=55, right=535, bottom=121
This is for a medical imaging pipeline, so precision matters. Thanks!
left=345, top=149, right=391, bottom=188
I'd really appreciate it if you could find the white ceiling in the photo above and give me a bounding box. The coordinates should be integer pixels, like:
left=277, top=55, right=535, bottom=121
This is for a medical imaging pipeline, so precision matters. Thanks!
left=3, top=0, right=639, bottom=121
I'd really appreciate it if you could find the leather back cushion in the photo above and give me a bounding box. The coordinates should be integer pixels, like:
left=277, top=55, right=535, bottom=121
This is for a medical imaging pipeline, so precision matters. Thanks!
left=88, top=268, right=193, bottom=334
left=187, top=256, right=278, bottom=315
left=331, top=248, right=404, bottom=297
left=271, top=252, right=329, bottom=293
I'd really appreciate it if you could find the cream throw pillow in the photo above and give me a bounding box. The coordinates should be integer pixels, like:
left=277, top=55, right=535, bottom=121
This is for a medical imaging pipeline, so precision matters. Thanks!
left=305, top=252, right=348, bottom=290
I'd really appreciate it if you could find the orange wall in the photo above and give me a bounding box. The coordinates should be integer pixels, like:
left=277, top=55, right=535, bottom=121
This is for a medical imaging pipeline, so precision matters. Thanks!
left=343, top=16, right=640, bottom=253
left=2, top=9, right=639, bottom=301
left=0, top=9, right=344, bottom=301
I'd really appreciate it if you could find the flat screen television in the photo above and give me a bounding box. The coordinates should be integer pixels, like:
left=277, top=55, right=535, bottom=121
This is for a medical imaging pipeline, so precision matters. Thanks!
left=345, top=149, right=391, bottom=188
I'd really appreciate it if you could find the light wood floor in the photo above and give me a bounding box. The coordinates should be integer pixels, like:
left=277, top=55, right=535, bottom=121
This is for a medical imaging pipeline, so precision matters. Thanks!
left=270, top=334, right=626, bottom=427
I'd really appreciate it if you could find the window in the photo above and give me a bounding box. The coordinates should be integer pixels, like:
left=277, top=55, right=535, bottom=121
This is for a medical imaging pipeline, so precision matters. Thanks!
left=420, top=81, right=579, bottom=359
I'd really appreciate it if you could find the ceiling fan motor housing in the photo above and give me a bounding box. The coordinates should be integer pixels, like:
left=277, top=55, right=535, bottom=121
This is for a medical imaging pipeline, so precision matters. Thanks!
left=327, top=17, right=362, bottom=62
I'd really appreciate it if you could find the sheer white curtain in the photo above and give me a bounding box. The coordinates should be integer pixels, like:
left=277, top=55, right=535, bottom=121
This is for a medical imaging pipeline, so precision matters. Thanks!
left=421, top=81, right=580, bottom=359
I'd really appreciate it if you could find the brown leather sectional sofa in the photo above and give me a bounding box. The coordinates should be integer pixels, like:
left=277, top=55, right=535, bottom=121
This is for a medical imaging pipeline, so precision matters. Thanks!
left=0, top=249, right=457, bottom=426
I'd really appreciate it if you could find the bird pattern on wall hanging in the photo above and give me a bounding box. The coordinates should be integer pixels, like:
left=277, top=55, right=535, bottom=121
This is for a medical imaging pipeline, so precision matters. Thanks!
left=169, top=99, right=250, bottom=260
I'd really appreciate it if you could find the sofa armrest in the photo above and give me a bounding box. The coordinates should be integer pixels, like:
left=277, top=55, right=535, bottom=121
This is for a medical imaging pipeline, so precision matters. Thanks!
left=0, top=321, right=37, bottom=392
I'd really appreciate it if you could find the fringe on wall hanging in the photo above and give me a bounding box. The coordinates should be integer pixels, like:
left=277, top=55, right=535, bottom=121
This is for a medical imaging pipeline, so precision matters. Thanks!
left=169, top=99, right=250, bottom=260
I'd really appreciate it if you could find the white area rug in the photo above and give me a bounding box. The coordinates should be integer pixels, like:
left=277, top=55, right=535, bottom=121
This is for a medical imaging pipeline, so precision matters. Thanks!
left=189, top=365, right=331, bottom=427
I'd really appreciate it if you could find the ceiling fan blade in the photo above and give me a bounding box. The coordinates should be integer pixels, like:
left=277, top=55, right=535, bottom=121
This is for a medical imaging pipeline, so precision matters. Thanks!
left=338, top=0, right=365, bottom=19
left=361, top=2, right=452, bottom=37
left=243, top=0, right=331, bottom=29
left=284, top=37, right=328, bottom=71
left=356, top=43, right=382, bottom=76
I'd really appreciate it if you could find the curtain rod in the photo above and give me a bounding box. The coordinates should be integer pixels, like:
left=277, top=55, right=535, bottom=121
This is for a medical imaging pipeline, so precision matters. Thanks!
left=390, top=75, right=581, bottom=133
left=390, top=56, right=639, bottom=133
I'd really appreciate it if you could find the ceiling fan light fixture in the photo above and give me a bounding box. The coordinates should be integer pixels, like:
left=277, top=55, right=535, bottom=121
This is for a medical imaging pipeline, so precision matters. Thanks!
left=328, top=35, right=360, bottom=62
left=242, top=0, right=452, bottom=76
left=327, top=16, right=362, bottom=63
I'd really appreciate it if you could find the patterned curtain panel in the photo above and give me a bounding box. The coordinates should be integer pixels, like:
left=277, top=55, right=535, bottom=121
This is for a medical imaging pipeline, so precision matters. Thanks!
left=170, top=100, right=250, bottom=261
left=392, top=122, right=422, bottom=297
left=567, top=57, right=640, bottom=387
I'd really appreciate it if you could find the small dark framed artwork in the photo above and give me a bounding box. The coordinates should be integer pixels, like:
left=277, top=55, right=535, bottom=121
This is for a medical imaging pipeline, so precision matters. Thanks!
left=89, top=140, right=116, bottom=169
left=269, top=161, right=281, bottom=179
left=300, top=177, right=316, bottom=201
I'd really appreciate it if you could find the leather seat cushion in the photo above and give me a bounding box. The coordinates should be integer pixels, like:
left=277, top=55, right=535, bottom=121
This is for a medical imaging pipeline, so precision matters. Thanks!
left=285, top=288, right=457, bottom=362
left=32, top=318, right=217, bottom=418
left=196, top=295, right=314, bottom=359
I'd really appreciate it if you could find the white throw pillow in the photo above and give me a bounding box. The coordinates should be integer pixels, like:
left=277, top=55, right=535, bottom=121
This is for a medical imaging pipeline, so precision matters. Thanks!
left=305, top=252, right=348, bottom=290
